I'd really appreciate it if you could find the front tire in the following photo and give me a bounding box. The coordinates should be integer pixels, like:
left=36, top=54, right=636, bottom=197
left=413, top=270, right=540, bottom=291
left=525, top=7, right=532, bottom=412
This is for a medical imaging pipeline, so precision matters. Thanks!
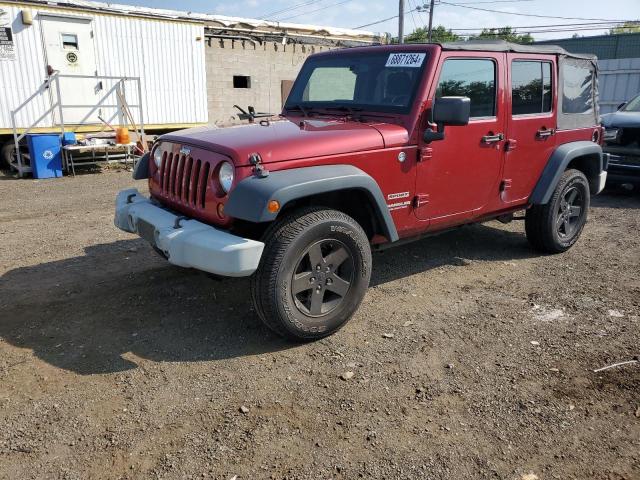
left=251, top=207, right=372, bottom=341
left=525, top=169, right=590, bottom=253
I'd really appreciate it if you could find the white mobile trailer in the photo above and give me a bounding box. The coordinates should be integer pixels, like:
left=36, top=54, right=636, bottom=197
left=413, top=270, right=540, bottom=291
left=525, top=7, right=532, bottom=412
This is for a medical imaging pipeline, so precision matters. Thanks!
left=0, top=0, right=208, bottom=166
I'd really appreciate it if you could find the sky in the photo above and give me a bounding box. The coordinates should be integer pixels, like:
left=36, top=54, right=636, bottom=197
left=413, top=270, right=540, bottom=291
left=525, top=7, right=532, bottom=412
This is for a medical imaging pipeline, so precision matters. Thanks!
left=121, top=0, right=639, bottom=41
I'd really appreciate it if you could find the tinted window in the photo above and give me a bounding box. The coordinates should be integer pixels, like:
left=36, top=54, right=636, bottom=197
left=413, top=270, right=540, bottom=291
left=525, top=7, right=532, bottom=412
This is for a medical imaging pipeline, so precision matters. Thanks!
left=511, top=61, right=552, bottom=115
left=436, top=59, right=496, bottom=118
left=562, top=63, right=594, bottom=114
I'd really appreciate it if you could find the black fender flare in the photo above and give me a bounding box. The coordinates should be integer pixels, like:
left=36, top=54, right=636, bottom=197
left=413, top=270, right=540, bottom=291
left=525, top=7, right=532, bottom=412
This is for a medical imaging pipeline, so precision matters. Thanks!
left=132, top=152, right=150, bottom=180
left=529, top=141, right=603, bottom=204
left=225, top=165, right=399, bottom=242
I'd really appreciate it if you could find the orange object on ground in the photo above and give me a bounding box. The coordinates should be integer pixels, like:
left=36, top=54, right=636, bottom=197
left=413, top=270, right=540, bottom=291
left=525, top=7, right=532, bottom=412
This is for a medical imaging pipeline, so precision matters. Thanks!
left=115, top=127, right=130, bottom=144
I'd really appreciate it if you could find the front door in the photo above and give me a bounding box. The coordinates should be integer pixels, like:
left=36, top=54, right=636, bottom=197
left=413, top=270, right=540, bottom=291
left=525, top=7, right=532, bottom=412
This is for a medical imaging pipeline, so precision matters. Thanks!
left=40, top=15, right=99, bottom=124
left=415, top=53, right=506, bottom=227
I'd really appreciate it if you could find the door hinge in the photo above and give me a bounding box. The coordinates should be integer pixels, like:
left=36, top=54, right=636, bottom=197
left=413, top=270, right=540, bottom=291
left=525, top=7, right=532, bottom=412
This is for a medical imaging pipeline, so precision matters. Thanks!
left=505, top=139, right=517, bottom=152
left=417, top=147, right=433, bottom=162
left=413, top=194, right=430, bottom=207
left=500, top=179, right=512, bottom=192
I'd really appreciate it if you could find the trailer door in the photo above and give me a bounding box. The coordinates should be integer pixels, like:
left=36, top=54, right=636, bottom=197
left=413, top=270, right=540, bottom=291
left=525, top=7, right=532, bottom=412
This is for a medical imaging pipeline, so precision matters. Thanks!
left=40, top=15, right=99, bottom=124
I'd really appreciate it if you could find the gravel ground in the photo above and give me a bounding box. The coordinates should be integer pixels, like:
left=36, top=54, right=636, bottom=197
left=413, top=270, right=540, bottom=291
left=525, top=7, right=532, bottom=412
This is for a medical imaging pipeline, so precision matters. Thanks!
left=0, top=169, right=638, bottom=480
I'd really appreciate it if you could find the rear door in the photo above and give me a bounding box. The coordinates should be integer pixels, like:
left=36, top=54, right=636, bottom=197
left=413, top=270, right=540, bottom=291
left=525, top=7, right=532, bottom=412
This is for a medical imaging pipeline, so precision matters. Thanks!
left=414, top=52, right=506, bottom=227
left=503, top=54, right=557, bottom=204
left=40, top=15, right=99, bottom=124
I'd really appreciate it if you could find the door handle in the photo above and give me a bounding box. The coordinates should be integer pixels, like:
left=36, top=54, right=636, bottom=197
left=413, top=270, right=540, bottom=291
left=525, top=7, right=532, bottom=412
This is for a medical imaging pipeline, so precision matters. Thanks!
left=482, top=133, right=504, bottom=144
left=536, top=128, right=556, bottom=138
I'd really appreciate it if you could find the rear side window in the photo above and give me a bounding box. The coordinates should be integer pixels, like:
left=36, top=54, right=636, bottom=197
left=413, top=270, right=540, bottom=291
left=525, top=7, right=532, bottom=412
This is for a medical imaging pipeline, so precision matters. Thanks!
left=436, top=59, right=496, bottom=118
left=511, top=61, right=552, bottom=115
left=561, top=63, right=594, bottom=114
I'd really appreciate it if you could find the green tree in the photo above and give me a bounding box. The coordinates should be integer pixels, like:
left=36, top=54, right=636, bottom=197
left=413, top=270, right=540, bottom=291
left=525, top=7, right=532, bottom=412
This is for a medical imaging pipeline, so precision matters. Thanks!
left=609, top=22, right=640, bottom=34
left=393, top=25, right=460, bottom=44
left=408, top=25, right=460, bottom=43
left=468, top=26, right=533, bottom=44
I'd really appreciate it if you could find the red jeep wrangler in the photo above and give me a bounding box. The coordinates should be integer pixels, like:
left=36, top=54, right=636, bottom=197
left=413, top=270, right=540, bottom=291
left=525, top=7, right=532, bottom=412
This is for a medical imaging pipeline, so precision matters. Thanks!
left=115, top=41, right=607, bottom=340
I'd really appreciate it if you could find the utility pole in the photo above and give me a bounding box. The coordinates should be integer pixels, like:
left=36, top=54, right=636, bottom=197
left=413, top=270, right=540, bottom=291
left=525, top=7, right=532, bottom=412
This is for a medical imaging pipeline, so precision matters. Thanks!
left=427, top=0, right=435, bottom=42
left=398, top=0, right=405, bottom=44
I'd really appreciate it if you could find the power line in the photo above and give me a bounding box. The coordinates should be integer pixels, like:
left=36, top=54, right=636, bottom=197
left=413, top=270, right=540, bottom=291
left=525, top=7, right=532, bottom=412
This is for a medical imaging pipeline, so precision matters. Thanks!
left=277, top=0, right=354, bottom=22
left=407, top=0, right=420, bottom=31
left=440, top=1, right=633, bottom=22
left=354, top=6, right=421, bottom=29
left=452, top=0, right=534, bottom=3
left=450, top=21, right=630, bottom=30
left=256, top=0, right=321, bottom=20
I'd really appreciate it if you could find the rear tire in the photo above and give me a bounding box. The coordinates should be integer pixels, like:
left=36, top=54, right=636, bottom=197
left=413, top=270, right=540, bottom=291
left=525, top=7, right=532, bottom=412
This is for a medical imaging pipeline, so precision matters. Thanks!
left=525, top=169, right=590, bottom=253
left=1, top=141, right=17, bottom=171
left=251, top=207, right=372, bottom=341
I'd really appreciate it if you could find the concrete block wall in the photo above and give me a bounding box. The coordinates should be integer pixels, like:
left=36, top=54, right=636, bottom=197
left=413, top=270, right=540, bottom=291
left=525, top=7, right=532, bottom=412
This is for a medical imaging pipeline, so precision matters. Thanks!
left=205, top=38, right=334, bottom=126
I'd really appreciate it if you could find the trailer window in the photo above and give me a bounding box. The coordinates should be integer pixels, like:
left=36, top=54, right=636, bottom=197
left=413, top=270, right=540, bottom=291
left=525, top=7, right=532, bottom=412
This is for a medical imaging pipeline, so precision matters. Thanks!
left=436, top=59, right=496, bottom=118
left=511, top=61, right=552, bottom=115
left=61, top=33, right=78, bottom=50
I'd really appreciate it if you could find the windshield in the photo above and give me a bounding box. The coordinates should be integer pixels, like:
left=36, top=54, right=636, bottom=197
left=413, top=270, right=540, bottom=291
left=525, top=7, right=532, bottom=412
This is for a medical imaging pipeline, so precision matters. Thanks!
left=622, top=94, right=640, bottom=112
left=285, top=51, right=427, bottom=114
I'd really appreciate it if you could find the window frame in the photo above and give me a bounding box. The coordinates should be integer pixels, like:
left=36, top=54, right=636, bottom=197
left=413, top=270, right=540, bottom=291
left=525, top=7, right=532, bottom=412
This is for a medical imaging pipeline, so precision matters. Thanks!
left=434, top=56, right=498, bottom=121
left=284, top=51, right=428, bottom=114
left=510, top=59, right=554, bottom=118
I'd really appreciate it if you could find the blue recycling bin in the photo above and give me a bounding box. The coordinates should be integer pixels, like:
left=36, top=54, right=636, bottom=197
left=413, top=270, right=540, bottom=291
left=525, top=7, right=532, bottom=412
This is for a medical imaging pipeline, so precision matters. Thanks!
left=26, top=134, right=63, bottom=179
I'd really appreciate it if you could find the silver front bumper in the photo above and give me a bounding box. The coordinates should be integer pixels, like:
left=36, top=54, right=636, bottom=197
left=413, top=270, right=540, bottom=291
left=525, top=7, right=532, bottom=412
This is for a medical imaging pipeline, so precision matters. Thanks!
left=114, top=188, right=264, bottom=277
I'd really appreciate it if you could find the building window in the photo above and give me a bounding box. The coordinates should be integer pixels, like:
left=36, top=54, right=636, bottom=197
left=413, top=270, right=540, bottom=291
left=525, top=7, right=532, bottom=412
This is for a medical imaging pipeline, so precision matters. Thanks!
left=233, top=75, right=251, bottom=89
left=436, top=59, right=496, bottom=118
left=61, top=33, right=79, bottom=50
left=511, top=61, right=552, bottom=115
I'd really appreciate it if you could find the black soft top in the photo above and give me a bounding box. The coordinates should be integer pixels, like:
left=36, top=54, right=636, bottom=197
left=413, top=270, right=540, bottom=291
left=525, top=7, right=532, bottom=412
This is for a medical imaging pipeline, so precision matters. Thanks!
left=440, top=39, right=597, bottom=60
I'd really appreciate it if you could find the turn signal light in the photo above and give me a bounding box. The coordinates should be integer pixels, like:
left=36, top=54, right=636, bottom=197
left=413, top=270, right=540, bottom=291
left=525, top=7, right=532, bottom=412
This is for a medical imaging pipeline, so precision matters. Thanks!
left=267, top=200, right=280, bottom=213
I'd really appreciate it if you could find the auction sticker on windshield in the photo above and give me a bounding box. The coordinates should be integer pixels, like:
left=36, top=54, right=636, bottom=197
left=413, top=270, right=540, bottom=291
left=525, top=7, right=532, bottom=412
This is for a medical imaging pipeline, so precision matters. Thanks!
left=385, top=53, right=426, bottom=68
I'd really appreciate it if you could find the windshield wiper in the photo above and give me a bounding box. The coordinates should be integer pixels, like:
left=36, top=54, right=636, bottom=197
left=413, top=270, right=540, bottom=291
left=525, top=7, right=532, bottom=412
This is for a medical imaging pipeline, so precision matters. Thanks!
left=324, top=106, right=364, bottom=115
left=284, top=104, right=311, bottom=117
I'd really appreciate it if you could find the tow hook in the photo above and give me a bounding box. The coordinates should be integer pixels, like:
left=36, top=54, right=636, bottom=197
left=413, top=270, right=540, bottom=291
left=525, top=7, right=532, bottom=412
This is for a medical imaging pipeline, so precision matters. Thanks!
left=173, top=216, right=190, bottom=229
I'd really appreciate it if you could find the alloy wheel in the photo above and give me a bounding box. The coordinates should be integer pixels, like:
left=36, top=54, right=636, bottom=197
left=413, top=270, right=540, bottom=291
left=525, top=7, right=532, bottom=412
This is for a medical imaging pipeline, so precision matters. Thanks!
left=556, top=186, right=584, bottom=239
left=291, top=239, right=354, bottom=317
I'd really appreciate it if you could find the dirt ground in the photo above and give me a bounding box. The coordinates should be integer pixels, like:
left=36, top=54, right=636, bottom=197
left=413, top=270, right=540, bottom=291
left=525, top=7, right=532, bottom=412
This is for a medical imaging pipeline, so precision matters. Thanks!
left=0, top=169, right=638, bottom=480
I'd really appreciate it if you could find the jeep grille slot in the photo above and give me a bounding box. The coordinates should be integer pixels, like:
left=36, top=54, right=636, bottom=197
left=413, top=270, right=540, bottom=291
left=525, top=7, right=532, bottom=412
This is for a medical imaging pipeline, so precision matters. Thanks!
left=199, top=161, right=210, bottom=208
left=190, top=159, right=201, bottom=205
left=182, top=156, right=193, bottom=203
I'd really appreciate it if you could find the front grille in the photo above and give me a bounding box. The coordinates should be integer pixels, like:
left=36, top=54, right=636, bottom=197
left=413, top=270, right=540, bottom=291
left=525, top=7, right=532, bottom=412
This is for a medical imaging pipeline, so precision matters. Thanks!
left=159, top=152, right=211, bottom=209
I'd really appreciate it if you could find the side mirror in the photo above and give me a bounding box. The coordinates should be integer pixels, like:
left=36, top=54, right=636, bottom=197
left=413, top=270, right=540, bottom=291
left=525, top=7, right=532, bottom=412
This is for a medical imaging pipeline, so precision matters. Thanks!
left=617, top=102, right=626, bottom=110
left=424, top=96, right=471, bottom=143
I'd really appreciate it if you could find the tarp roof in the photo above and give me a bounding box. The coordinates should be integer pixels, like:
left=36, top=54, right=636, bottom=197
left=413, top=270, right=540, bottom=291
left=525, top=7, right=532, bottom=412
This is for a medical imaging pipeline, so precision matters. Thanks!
left=441, top=40, right=597, bottom=60
left=9, top=0, right=378, bottom=40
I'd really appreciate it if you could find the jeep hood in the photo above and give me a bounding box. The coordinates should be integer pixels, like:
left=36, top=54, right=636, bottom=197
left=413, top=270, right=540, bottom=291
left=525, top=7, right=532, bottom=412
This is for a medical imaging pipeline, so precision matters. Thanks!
left=601, top=111, right=640, bottom=129
left=160, top=118, right=408, bottom=165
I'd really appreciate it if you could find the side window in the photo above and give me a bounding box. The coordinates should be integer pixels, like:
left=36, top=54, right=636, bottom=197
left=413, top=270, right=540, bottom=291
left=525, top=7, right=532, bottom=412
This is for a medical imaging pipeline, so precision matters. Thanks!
left=436, top=58, right=496, bottom=118
left=511, top=61, right=552, bottom=115
left=561, top=63, right=594, bottom=114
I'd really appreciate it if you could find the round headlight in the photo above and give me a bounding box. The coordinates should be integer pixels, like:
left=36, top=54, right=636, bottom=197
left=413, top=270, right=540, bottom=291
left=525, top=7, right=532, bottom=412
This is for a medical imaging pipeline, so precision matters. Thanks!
left=153, top=146, right=163, bottom=167
left=218, top=161, right=234, bottom=193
